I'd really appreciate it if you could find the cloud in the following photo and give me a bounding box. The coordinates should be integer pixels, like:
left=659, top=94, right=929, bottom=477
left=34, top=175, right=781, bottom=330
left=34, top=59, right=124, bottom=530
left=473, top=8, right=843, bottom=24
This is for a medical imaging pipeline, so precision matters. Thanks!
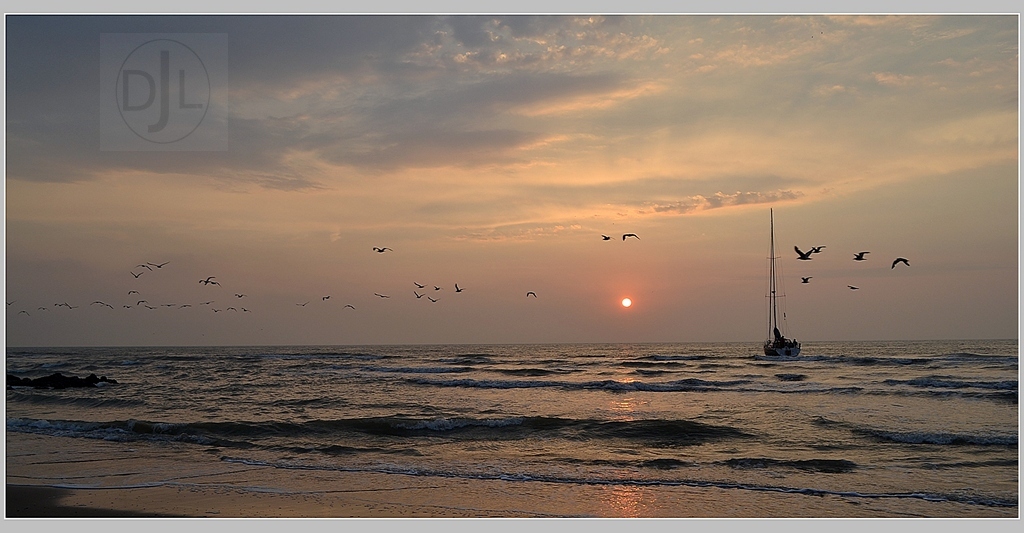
left=642, top=190, right=804, bottom=215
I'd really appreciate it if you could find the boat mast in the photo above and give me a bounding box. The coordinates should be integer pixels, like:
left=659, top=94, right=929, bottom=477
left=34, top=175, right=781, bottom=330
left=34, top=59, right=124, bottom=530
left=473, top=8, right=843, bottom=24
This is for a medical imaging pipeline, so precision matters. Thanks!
left=769, top=209, right=778, bottom=336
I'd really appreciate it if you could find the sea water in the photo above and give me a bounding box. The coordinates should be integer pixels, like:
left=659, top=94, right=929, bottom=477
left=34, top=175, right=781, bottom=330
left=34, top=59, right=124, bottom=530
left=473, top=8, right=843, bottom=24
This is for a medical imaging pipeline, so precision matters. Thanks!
left=5, top=340, right=1018, bottom=517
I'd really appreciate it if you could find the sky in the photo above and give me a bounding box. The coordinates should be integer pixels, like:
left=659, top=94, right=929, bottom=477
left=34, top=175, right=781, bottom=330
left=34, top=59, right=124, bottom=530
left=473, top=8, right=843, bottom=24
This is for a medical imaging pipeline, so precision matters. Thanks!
left=3, top=13, right=1020, bottom=346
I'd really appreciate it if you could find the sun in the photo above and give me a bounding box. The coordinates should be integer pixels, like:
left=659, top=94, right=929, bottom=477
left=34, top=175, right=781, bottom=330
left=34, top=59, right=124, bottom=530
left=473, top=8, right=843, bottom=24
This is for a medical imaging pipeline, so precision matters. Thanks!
left=621, top=298, right=632, bottom=308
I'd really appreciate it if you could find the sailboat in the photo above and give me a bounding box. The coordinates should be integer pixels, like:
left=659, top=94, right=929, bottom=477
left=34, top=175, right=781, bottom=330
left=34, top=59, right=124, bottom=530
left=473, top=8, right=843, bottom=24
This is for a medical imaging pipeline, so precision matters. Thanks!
left=764, top=209, right=801, bottom=357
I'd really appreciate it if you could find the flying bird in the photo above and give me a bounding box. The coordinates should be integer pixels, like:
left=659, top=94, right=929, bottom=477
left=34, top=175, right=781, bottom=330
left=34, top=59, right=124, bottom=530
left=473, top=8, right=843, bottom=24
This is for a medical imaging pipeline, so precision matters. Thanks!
left=601, top=235, right=611, bottom=240
left=434, top=286, right=442, bottom=291
left=374, top=293, right=390, bottom=298
left=414, top=291, right=424, bottom=299
left=91, top=301, right=114, bottom=309
left=200, top=301, right=214, bottom=305
left=810, top=246, right=826, bottom=254
left=296, top=301, right=309, bottom=306
left=128, top=290, right=139, bottom=295
left=853, top=251, right=870, bottom=261
left=322, top=295, right=330, bottom=301
left=622, top=233, right=640, bottom=241
left=180, top=304, right=191, bottom=308
left=147, top=261, right=170, bottom=268
left=136, top=264, right=153, bottom=271
left=794, top=246, right=814, bottom=260
left=242, top=308, right=251, bottom=313
left=891, top=257, right=910, bottom=269
left=455, top=284, right=464, bottom=293
left=526, top=291, right=538, bottom=298
left=137, top=300, right=148, bottom=306
left=18, top=310, right=29, bottom=316
left=200, top=276, right=217, bottom=285
left=373, top=247, right=393, bottom=253
left=848, top=285, right=860, bottom=290
left=6, top=301, right=15, bottom=306
left=414, top=282, right=425, bottom=289
left=801, top=277, right=812, bottom=283
left=226, top=307, right=238, bottom=312
left=235, top=294, right=247, bottom=298
left=427, top=296, right=438, bottom=303
left=344, top=304, right=355, bottom=309
left=131, top=271, right=143, bottom=278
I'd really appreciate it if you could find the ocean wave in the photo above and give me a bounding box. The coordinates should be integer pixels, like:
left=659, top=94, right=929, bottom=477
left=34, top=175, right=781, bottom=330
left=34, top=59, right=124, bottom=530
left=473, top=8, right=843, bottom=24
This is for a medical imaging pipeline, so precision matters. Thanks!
left=5, top=391, right=144, bottom=408
left=854, top=428, right=1017, bottom=447
left=885, top=376, right=1018, bottom=391
left=404, top=376, right=753, bottom=392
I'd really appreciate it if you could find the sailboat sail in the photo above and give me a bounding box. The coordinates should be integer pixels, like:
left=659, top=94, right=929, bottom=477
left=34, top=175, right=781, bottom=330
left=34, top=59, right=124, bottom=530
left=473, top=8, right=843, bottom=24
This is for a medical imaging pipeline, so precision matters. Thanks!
left=764, top=209, right=801, bottom=357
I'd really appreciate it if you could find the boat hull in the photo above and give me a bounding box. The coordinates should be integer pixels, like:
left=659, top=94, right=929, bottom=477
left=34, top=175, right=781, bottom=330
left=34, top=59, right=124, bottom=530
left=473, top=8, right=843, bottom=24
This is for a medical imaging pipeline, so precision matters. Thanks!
left=764, top=341, right=801, bottom=357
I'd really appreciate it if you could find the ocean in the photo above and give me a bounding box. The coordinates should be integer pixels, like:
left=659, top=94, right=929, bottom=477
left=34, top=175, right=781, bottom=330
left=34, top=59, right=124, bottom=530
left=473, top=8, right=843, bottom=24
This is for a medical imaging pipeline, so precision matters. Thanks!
left=5, top=340, right=1019, bottom=518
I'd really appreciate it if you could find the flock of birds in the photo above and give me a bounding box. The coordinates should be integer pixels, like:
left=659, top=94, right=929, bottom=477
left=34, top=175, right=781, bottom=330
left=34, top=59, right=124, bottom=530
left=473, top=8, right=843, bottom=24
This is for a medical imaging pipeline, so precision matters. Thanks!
left=792, top=245, right=910, bottom=291
left=6, top=231, right=909, bottom=319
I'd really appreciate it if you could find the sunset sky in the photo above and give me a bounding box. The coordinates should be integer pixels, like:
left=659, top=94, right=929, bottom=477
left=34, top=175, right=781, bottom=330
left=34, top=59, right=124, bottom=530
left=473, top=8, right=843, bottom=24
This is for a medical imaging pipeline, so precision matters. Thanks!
left=4, top=13, right=1019, bottom=346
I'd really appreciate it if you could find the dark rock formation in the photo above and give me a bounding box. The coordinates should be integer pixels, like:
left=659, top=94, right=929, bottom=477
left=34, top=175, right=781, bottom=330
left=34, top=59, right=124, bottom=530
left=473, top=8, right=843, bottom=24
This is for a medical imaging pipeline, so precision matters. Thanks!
left=7, top=372, right=118, bottom=389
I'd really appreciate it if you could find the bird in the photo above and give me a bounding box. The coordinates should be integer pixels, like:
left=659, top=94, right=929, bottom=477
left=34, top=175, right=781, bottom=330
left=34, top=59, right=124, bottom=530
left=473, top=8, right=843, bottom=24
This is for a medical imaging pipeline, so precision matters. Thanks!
left=144, top=305, right=157, bottom=309
left=242, top=308, right=251, bottom=313
left=6, top=301, right=15, bottom=306
left=794, top=246, right=814, bottom=260
left=18, top=310, right=30, bottom=316
left=180, top=304, right=192, bottom=308
left=622, top=233, right=640, bottom=241
left=455, top=283, right=464, bottom=293
left=130, top=271, right=143, bottom=278
left=135, top=264, right=153, bottom=271
left=414, top=282, right=425, bottom=289
left=91, top=301, right=114, bottom=309
left=137, top=300, right=148, bottom=306
left=526, top=291, right=538, bottom=298
left=123, top=305, right=132, bottom=309
left=373, top=247, right=393, bottom=253
left=226, top=307, right=238, bottom=312
left=37, top=306, right=48, bottom=311
left=374, top=293, right=390, bottom=298
left=296, top=301, right=309, bottom=306
left=414, top=291, right=424, bottom=299
left=322, top=296, right=330, bottom=301
left=601, top=235, right=611, bottom=240
left=147, top=261, right=170, bottom=268
left=344, top=304, right=355, bottom=309
left=810, top=246, right=826, bottom=254
left=848, top=285, right=860, bottom=290
left=128, top=290, right=139, bottom=295
left=235, top=294, right=247, bottom=298
left=892, top=257, right=910, bottom=269
left=200, top=301, right=214, bottom=305
left=434, top=286, right=442, bottom=291
left=801, top=277, right=812, bottom=283
left=853, top=251, right=870, bottom=261
left=200, top=276, right=217, bottom=285
left=427, top=296, right=438, bottom=303
left=212, top=308, right=222, bottom=312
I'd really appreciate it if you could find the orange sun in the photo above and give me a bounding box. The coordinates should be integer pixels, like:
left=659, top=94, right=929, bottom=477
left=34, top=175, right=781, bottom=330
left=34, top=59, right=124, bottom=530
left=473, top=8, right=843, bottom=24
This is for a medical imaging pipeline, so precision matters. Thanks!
left=621, top=298, right=632, bottom=308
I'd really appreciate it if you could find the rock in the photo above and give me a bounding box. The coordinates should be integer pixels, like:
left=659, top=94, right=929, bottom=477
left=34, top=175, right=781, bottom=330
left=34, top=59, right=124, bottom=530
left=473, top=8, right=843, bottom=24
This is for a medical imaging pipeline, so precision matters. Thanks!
left=7, top=372, right=118, bottom=389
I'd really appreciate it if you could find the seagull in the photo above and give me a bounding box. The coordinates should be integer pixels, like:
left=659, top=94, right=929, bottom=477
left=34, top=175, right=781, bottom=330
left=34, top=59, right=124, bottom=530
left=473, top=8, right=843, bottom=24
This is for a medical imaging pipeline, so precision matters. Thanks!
left=18, top=310, right=30, bottom=316
left=37, top=306, right=48, bottom=310
left=434, top=286, right=442, bottom=291
left=131, top=271, right=143, bottom=278
left=414, top=291, right=424, bottom=299
left=374, top=293, right=390, bottom=298
left=801, top=277, right=812, bottom=283
left=622, top=233, right=640, bottom=241
left=427, top=296, right=438, bottom=303
left=794, top=246, right=814, bottom=260
left=853, top=251, right=870, bottom=261
left=601, top=235, right=611, bottom=240
left=810, top=246, right=826, bottom=254
left=322, top=296, right=330, bottom=301
left=212, top=308, right=222, bottom=312
left=455, top=283, right=464, bottom=293
left=235, top=294, right=247, bottom=298
left=144, top=305, right=157, bottom=309
left=892, top=257, right=910, bottom=269
left=128, top=290, right=139, bottom=295
left=372, top=247, right=393, bottom=253
left=6, top=301, right=15, bottom=306
left=414, top=282, right=425, bottom=289
left=180, top=304, right=191, bottom=308
left=123, top=305, right=132, bottom=309
left=226, top=307, right=238, bottom=312
left=344, top=304, right=355, bottom=309
left=526, top=291, right=538, bottom=298
left=200, top=301, right=214, bottom=305
left=137, top=300, right=148, bottom=306
left=147, top=261, right=170, bottom=268
left=242, top=308, right=251, bottom=313
left=200, top=276, right=216, bottom=285
left=136, top=264, right=153, bottom=271
left=296, top=301, right=309, bottom=306
left=91, top=301, right=114, bottom=309
left=848, top=285, right=860, bottom=290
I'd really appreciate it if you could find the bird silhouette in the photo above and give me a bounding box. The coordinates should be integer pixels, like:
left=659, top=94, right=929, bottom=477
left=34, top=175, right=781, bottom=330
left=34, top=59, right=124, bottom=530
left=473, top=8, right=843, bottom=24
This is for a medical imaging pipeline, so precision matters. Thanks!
left=226, top=307, right=237, bottom=312
left=794, top=246, right=814, bottom=260
left=801, top=277, right=812, bottom=283
left=374, top=293, right=390, bottom=298
left=526, top=291, right=538, bottom=298
left=414, top=291, right=424, bottom=299
left=810, top=246, right=826, bottom=253
left=180, top=304, right=191, bottom=308
left=18, top=310, right=29, bottom=316
left=200, top=276, right=217, bottom=285
left=91, top=301, right=114, bottom=309
left=128, top=290, right=139, bottom=295
left=891, top=257, right=910, bottom=269
left=200, top=301, right=213, bottom=305
left=455, top=283, right=464, bottom=293
left=622, top=233, right=640, bottom=241
left=427, top=296, right=438, bottom=303
left=147, top=261, right=170, bottom=268
left=6, top=301, right=15, bottom=306
left=848, top=285, right=860, bottom=290
left=242, top=308, right=251, bottom=313
left=136, top=264, right=153, bottom=271
left=137, top=300, right=148, bottom=306
left=235, top=294, right=247, bottom=298
left=344, top=304, right=355, bottom=309
left=322, top=296, right=330, bottom=301
left=601, top=235, right=611, bottom=240
left=853, top=252, right=870, bottom=261
left=434, top=286, right=442, bottom=291
left=414, top=282, right=425, bottom=289
left=373, top=247, right=393, bottom=253
left=130, top=271, right=143, bottom=278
